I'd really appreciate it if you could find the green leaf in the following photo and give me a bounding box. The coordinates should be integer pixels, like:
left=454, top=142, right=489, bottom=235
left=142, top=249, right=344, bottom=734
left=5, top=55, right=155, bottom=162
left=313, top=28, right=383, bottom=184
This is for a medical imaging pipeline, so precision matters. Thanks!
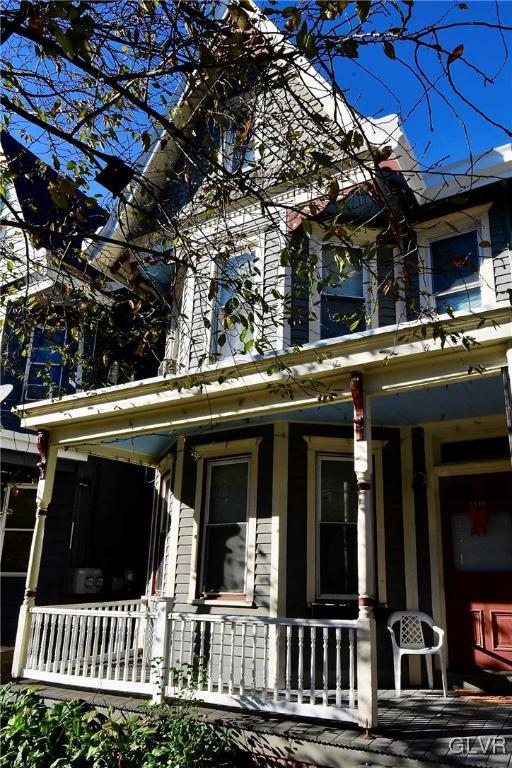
left=141, top=131, right=151, bottom=151
left=340, top=38, right=358, bottom=58
left=383, top=40, right=396, bottom=59
left=356, top=0, right=371, bottom=23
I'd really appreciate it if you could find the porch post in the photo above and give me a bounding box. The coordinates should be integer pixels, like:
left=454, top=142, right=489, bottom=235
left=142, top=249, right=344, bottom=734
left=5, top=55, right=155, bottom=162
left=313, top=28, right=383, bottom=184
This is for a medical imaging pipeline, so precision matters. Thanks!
left=12, top=431, right=58, bottom=678
left=350, top=371, right=378, bottom=730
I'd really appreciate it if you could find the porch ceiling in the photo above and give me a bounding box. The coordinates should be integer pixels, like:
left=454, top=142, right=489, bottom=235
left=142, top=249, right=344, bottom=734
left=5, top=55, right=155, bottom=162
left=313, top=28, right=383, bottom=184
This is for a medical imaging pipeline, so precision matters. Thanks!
left=57, top=371, right=507, bottom=467
left=16, top=307, right=511, bottom=467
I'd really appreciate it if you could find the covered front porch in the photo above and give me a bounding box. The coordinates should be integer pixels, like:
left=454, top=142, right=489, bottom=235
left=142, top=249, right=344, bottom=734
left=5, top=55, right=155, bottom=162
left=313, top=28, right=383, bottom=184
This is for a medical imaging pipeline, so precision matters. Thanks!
left=11, top=311, right=512, bottom=729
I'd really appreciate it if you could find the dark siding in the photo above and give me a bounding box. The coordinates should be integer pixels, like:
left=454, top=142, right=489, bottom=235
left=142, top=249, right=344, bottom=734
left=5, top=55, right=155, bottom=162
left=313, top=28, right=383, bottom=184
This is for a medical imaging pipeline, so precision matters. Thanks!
left=377, top=243, right=397, bottom=327
left=382, top=434, right=406, bottom=611
left=403, top=231, right=421, bottom=321
left=489, top=195, right=512, bottom=303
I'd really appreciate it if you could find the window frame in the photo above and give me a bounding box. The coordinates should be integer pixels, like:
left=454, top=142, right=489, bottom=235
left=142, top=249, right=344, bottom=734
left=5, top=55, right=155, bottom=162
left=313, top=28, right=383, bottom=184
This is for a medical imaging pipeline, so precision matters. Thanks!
left=308, top=237, right=378, bottom=343
left=416, top=204, right=495, bottom=314
left=188, top=437, right=262, bottom=606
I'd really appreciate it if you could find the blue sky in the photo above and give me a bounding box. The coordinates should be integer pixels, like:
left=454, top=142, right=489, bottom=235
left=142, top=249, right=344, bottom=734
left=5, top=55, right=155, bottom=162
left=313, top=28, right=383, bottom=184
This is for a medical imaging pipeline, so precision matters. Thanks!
left=332, top=0, right=512, bottom=170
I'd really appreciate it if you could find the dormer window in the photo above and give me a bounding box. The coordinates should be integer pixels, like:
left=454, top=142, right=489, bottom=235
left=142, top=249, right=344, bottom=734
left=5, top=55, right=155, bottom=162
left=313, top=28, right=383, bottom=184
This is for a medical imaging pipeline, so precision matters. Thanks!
left=23, top=327, right=72, bottom=401
left=430, top=230, right=481, bottom=312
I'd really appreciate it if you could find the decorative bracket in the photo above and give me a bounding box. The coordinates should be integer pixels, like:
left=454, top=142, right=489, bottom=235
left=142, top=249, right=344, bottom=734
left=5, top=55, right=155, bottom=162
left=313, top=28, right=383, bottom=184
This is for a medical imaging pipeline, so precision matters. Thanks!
left=350, top=370, right=365, bottom=442
left=36, top=430, right=50, bottom=480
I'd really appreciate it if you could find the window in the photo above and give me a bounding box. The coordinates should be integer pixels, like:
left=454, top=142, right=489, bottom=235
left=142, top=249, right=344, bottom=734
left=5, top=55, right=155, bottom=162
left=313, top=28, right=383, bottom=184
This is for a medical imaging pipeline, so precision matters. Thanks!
left=23, top=327, right=72, bottom=401
left=0, top=485, right=37, bottom=575
left=200, top=458, right=250, bottom=596
left=430, top=230, right=481, bottom=312
left=223, top=119, right=255, bottom=173
left=316, top=455, right=358, bottom=598
left=320, top=245, right=366, bottom=339
left=213, top=250, right=257, bottom=358
left=189, top=437, right=261, bottom=605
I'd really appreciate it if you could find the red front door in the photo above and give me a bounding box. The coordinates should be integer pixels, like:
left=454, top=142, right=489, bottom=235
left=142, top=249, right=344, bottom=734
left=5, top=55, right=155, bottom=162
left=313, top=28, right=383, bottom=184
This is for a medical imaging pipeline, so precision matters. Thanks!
left=441, top=472, right=512, bottom=671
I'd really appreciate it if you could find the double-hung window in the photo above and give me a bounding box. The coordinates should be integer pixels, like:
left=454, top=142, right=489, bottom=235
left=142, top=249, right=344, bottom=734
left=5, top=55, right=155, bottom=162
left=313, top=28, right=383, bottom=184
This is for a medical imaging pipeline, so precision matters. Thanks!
left=319, top=245, right=366, bottom=339
left=430, top=230, right=481, bottom=312
left=200, top=457, right=250, bottom=597
left=316, top=455, right=358, bottom=599
left=23, top=327, right=71, bottom=401
left=223, top=114, right=255, bottom=173
left=213, top=250, right=256, bottom=358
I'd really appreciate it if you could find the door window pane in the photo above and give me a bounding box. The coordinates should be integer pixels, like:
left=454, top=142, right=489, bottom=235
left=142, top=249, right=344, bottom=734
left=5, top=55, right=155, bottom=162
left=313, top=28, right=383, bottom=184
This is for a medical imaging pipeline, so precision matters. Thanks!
left=1, top=531, right=33, bottom=572
left=317, top=457, right=358, bottom=597
left=202, top=459, right=250, bottom=595
left=5, top=487, right=36, bottom=528
left=451, top=509, right=512, bottom=572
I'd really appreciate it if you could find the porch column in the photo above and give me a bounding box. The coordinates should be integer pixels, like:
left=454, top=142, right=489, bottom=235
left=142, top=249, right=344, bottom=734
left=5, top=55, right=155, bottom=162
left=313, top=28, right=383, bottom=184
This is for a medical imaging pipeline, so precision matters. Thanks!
left=12, top=431, right=58, bottom=678
left=350, top=371, right=378, bottom=730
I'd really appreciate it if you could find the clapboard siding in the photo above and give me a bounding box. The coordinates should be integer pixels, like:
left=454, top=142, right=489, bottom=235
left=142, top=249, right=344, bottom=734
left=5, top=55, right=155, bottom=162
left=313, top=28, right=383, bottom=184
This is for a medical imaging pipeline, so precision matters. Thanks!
left=188, top=264, right=212, bottom=369
left=288, top=234, right=310, bottom=346
left=489, top=198, right=512, bottom=302
left=172, top=425, right=274, bottom=616
left=377, top=243, right=397, bottom=327
left=262, top=227, right=283, bottom=350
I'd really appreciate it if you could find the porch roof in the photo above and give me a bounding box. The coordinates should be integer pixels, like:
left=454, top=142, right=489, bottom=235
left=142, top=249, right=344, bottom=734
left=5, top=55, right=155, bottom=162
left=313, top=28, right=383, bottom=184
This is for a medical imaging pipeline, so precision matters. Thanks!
left=16, top=306, right=511, bottom=467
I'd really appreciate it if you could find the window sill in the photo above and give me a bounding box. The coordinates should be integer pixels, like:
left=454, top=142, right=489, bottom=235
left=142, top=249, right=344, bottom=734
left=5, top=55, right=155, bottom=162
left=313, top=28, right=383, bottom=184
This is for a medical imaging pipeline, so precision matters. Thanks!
left=192, top=598, right=255, bottom=608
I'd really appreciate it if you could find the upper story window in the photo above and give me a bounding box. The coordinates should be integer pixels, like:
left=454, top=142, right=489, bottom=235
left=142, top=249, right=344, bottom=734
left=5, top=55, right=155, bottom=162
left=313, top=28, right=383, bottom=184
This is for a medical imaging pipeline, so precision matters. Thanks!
left=223, top=120, right=255, bottom=173
left=430, top=230, right=481, bottom=312
left=212, top=249, right=257, bottom=359
left=22, top=327, right=74, bottom=401
left=318, top=245, right=367, bottom=340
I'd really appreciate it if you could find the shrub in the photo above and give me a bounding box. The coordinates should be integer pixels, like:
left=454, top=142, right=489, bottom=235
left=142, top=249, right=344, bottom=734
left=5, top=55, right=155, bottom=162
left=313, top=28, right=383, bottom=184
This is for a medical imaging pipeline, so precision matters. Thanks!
left=0, top=686, right=245, bottom=768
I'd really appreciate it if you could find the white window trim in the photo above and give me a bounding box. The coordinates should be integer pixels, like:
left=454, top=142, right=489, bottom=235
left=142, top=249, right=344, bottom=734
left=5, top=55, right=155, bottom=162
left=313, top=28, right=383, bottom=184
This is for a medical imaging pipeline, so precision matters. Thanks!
left=303, top=435, right=386, bottom=605
left=308, top=237, right=378, bottom=343
left=416, top=203, right=495, bottom=312
left=188, top=437, right=262, bottom=606
left=209, top=234, right=264, bottom=360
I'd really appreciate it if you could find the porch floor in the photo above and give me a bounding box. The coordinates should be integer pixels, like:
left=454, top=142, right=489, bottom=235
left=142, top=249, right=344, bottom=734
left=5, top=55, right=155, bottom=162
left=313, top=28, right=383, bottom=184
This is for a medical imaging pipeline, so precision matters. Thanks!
left=10, top=682, right=512, bottom=768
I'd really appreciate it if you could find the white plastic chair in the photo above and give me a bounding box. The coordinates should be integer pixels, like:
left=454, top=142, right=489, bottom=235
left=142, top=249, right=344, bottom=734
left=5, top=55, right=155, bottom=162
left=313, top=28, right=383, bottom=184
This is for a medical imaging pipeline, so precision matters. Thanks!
left=387, top=610, right=448, bottom=698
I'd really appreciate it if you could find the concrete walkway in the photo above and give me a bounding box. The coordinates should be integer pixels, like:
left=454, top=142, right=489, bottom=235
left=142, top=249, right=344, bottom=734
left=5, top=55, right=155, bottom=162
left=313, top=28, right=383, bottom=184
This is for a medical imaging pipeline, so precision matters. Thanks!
left=9, top=683, right=512, bottom=768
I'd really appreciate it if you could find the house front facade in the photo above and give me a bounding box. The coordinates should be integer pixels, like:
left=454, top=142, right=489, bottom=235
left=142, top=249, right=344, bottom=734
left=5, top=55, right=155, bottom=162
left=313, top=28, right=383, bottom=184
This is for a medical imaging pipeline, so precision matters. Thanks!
left=7, top=6, right=512, bottom=729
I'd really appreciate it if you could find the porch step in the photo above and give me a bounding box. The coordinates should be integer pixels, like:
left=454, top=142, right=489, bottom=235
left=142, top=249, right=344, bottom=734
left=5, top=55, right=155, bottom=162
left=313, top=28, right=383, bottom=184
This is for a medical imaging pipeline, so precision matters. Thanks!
left=449, top=669, right=512, bottom=694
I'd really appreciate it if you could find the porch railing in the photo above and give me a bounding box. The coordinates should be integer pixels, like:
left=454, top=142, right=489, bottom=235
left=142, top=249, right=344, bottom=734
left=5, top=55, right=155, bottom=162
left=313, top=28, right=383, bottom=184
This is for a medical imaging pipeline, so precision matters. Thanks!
left=21, top=599, right=158, bottom=695
left=165, top=614, right=357, bottom=721
left=18, top=603, right=361, bottom=722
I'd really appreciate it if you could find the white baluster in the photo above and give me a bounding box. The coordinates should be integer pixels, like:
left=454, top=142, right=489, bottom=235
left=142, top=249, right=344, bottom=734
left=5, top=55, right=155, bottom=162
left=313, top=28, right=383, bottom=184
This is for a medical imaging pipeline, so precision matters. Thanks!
left=349, top=628, right=355, bottom=711
left=322, top=627, right=328, bottom=707
left=273, top=624, right=280, bottom=701
left=188, top=619, right=195, bottom=688
left=140, top=613, right=150, bottom=684
left=178, top=617, right=185, bottom=690
left=106, top=615, right=114, bottom=680
left=123, top=616, right=131, bottom=681
left=167, top=616, right=175, bottom=688
left=285, top=625, right=292, bottom=702
left=37, top=613, right=49, bottom=671
left=46, top=614, right=57, bottom=673
left=207, top=622, right=214, bottom=693
left=199, top=621, right=205, bottom=690
left=31, top=613, right=42, bottom=669
left=83, top=615, right=94, bottom=678
left=99, top=615, right=108, bottom=679
left=251, top=623, right=257, bottom=695
left=132, top=616, right=140, bottom=683
left=218, top=622, right=225, bottom=693
left=90, top=615, right=100, bottom=678
left=67, top=615, right=80, bottom=675
left=60, top=614, right=72, bottom=674
left=76, top=614, right=87, bottom=677
left=335, top=627, right=341, bottom=708
left=239, top=622, right=246, bottom=696
left=229, top=622, right=235, bottom=695
left=298, top=625, right=304, bottom=704
left=53, top=615, right=64, bottom=674
left=262, top=623, right=269, bottom=701
left=310, top=626, right=316, bottom=703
